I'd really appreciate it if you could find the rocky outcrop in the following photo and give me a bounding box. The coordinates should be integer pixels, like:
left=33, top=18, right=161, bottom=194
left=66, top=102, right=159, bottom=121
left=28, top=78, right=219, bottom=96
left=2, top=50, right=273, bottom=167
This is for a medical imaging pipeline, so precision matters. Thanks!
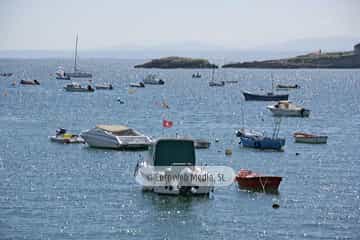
left=223, top=43, right=360, bottom=69
left=134, top=56, right=218, bottom=69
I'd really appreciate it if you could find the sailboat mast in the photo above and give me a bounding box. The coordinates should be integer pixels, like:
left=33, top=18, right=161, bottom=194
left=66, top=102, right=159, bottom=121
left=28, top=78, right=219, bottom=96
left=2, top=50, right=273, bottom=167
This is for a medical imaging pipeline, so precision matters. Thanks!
left=74, top=34, right=78, bottom=72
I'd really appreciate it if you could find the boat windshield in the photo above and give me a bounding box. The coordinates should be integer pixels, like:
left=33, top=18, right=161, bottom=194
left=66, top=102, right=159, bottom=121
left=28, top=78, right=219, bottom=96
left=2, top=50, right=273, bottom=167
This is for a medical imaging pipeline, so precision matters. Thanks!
left=153, top=139, right=195, bottom=166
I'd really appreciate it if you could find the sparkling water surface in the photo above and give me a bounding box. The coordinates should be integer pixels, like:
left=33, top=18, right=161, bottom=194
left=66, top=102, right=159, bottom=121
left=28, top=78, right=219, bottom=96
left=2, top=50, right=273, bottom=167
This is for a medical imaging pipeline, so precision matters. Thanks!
left=0, top=59, right=359, bottom=239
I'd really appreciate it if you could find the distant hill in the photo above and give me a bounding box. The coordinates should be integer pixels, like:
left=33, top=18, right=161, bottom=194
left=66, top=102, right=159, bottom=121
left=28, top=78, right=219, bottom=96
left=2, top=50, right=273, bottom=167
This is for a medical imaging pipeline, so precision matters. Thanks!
left=223, top=42, right=360, bottom=69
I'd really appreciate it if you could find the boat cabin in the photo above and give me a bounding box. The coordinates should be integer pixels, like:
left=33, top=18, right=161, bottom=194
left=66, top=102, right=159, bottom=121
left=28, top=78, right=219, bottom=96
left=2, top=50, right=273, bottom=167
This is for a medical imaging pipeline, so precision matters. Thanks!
left=149, top=139, right=196, bottom=166
left=96, top=125, right=140, bottom=136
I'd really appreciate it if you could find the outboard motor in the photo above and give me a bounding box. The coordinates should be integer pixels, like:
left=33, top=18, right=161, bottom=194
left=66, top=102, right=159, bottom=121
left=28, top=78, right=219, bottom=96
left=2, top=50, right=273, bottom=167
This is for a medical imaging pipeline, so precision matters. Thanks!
left=56, top=128, right=66, bottom=136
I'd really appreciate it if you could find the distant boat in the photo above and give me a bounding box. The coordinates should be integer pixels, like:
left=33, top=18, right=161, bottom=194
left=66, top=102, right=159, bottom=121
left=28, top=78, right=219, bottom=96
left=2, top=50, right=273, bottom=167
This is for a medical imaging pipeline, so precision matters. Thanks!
left=276, top=84, right=300, bottom=90
left=95, top=83, right=113, bottom=90
left=243, top=77, right=289, bottom=101
left=20, top=79, right=40, bottom=85
left=235, top=169, right=282, bottom=193
left=65, top=35, right=92, bottom=78
left=293, top=132, right=328, bottom=144
left=130, top=82, right=145, bottom=88
left=143, top=74, right=164, bottom=85
left=55, top=67, right=70, bottom=80
left=0, top=72, right=13, bottom=77
left=225, top=80, right=238, bottom=84
left=192, top=72, right=201, bottom=78
left=208, top=68, right=225, bottom=87
left=267, top=101, right=310, bottom=117
left=194, top=139, right=211, bottom=149
left=209, top=81, right=225, bottom=87
left=64, top=82, right=94, bottom=92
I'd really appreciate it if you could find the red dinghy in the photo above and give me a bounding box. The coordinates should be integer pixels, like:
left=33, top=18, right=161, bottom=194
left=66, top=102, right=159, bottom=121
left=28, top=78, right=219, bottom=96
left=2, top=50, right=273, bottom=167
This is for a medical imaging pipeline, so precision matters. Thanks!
left=235, top=169, right=282, bottom=193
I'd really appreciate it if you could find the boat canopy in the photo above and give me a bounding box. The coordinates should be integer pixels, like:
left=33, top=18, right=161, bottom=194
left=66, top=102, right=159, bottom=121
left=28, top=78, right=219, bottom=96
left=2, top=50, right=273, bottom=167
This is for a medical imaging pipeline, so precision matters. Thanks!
left=153, top=139, right=195, bottom=166
left=96, top=125, right=130, bottom=133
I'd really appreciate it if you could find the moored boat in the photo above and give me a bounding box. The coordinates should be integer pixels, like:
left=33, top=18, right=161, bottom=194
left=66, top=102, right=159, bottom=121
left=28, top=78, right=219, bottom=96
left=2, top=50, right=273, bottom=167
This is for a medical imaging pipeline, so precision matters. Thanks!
left=192, top=72, right=201, bottom=78
left=143, top=74, right=165, bottom=85
left=235, top=169, right=282, bottom=193
left=95, top=83, right=113, bottom=90
left=243, top=91, right=288, bottom=101
left=209, top=81, right=225, bottom=87
left=81, top=124, right=151, bottom=150
left=194, top=139, right=211, bottom=149
left=20, top=79, right=40, bottom=85
left=276, top=84, right=300, bottom=89
left=50, top=128, right=85, bottom=144
left=55, top=67, right=70, bottom=80
left=64, top=35, right=92, bottom=78
left=293, top=132, right=328, bottom=144
left=267, top=101, right=310, bottom=117
left=130, top=82, right=145, bottom=88
left=64, top=82, right=94, bottom=92
left=236, top=128, right=285, bottom=151
left=0, top=72, right=13, bottom=77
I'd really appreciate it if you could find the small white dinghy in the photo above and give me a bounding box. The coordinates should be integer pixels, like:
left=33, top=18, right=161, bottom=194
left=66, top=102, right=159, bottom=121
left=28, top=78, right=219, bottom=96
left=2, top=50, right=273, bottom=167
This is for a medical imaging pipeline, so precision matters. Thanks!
left=293, top=132, right=328, bottom=144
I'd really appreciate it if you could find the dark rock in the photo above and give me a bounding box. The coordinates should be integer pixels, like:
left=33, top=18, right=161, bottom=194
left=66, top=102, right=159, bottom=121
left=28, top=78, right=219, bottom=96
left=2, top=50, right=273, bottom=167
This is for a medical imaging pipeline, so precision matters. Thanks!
left=134, top=56, right=218, bottom=69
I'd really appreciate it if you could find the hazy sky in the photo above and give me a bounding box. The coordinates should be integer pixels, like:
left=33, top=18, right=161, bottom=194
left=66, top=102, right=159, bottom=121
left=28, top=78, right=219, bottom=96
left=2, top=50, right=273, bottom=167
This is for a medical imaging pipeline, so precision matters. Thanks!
left=0, top=0, right=359, bottom=50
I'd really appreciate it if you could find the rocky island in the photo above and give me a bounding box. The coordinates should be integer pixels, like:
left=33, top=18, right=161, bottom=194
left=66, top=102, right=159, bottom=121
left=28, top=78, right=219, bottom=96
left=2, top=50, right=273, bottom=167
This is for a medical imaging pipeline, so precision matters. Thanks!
left=134, top=56, right=218, bottom=69
left=223, top=43, right=360, bottom=69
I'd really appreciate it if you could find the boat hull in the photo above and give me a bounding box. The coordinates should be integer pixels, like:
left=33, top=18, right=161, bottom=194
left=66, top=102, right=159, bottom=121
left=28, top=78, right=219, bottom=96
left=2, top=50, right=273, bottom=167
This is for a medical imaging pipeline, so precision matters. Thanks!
left=294, top=135, right=328, bottom=144
left=50, top=136, right=84, bottom=144
left=150, top=186, right=213, bottom=195
left=240, top=136, right=285, bottom=150
left=95, top=85, right=113, bottom=90
left=194, top=140, right=211, bottom=149
left=236, top=176, right=282, bottom=192
left=268, top=107, right=310, bottom=117
left=243, top=91, right=288, bottom=101
left=81, top=129, right=150, bottom=150
left=65, top=72, right=92, bottom=78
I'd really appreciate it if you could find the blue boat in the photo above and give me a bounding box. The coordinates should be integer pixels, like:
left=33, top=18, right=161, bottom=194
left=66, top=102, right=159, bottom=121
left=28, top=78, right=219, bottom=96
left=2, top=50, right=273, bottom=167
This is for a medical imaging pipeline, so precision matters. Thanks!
left=242, top=91, right=289, bottom=101
left=236, top=128, right=285, bottom=151
left=242, top=78, right=289, bottom=101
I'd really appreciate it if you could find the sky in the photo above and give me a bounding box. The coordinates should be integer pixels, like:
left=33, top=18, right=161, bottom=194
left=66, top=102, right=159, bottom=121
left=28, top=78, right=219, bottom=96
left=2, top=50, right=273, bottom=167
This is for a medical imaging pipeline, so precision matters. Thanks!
left=0, top=0, right=359, bottom=51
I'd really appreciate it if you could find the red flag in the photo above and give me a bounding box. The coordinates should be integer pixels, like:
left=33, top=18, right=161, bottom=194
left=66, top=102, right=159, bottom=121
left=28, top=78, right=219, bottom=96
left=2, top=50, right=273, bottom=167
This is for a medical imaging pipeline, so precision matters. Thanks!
left=162, top=119, right=173, bottom=128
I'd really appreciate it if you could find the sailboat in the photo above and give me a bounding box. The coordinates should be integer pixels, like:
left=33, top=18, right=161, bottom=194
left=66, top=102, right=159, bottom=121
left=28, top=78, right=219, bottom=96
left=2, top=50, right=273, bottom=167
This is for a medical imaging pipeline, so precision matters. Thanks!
left=242, top=76, right=288, bottom=101
left=208, top=68, right=225, bottom=87
left=65, top=34, right=92, bottom=78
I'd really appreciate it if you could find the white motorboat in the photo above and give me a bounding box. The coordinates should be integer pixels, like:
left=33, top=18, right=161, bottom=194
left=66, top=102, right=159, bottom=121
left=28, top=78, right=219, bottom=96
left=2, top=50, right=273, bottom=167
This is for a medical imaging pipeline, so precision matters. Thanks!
left=55, top=67, right=70, bottom=80
left=293, top=132, right=328, bottom=144
left=81, top=125, right=152, bottom=150
left=64, top=82, right=94, bottom=92
left=134, top=138, right=214, bottom=195
left=267, top=101, right=310, bottom=117
left=143, top=74, right=165, bottom=85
